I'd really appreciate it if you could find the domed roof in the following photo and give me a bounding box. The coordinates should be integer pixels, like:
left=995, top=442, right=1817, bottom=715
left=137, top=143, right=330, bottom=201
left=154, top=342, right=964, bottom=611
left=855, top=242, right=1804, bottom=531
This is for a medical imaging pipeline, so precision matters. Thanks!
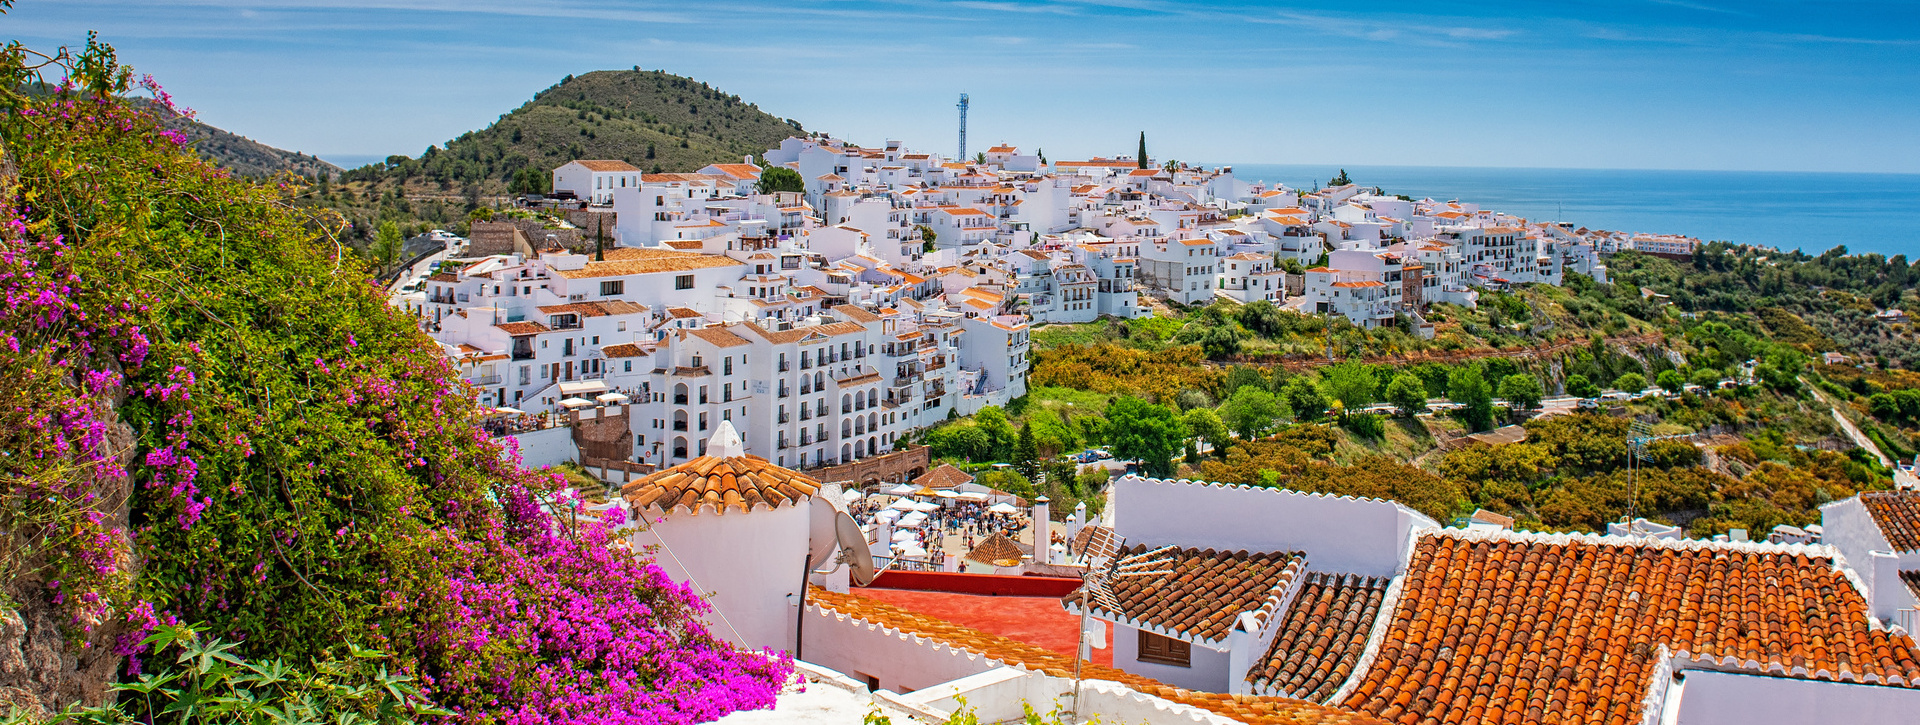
left=620, top=421, right=820, bottom=515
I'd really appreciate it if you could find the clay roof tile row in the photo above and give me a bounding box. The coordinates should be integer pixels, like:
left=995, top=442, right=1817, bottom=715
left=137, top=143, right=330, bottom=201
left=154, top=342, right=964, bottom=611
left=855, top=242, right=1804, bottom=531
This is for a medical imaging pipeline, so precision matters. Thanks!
left=1250, top=573, right=1391, bottom=703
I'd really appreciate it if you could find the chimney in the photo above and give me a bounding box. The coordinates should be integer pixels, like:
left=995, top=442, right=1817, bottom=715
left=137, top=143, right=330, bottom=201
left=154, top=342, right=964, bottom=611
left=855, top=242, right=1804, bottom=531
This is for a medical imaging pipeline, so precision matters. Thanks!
left=1871, top=550, right=1909, bottom=622
left=1033, top=496, right=1052, bottom=566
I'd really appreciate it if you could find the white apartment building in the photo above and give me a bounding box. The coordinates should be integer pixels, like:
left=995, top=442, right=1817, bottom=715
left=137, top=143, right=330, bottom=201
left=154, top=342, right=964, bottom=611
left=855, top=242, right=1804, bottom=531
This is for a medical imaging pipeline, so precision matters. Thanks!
left=1299, top=249, right=1407, bottom=330
left=1137, top=237, right=1220, bottom=306
left=1218, top=252, right=1286, bottom=304
left=552, top=160, right=643, bottom=205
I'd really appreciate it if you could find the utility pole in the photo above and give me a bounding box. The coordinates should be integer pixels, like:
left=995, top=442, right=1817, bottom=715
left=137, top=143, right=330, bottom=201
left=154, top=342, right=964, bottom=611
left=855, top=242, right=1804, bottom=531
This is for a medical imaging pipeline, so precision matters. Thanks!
left=956, top=93, right=969, bottom=161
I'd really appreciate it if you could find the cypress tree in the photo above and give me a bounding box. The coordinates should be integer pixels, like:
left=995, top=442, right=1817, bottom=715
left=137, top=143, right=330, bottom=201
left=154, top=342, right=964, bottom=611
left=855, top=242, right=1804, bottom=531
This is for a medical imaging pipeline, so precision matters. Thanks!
left=1137, top=132, right=1148, bottom=168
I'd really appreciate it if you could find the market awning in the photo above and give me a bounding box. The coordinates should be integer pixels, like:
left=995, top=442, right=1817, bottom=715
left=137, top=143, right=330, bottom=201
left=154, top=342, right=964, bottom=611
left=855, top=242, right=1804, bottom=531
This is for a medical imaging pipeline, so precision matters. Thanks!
left=557, top=380, right=609, bottom=397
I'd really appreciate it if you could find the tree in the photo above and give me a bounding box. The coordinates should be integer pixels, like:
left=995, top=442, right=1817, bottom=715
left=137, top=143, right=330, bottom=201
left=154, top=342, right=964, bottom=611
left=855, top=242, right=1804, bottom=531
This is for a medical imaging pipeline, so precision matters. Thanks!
left=1450, top=366, right=1496, bottom=432
left=1320, top=361, right=1378, bottom=410
left=1499, top=373, right=1544, bottom=412
left=917, top=224, right=937, bottom=252
left=976, top=406, right=1017, bottom=460
left=1104, top=397, right=1186, bottom=477
left=1013, top=423, right=1040, bottom=479
left=1137, top=132, right=1148, bottom=169
left=1282, top=376, right=1328, bottom=420
left=1565, top=374, right=1600, bottom=399
left=1184, top=408, right=1232, bottom=458
left=1614, top=372, right=1647, bottom=393
left=1386, top=373, right=1428, bottom=416
left=1329, top=169, right=1352, bottom=186
left=1220, top=386, right=1283, bottom=439
left=1656, top=368, right=1686, bottom=395
left=1691, top=367, right=1722, bottom=389
left=370, top=220, right=403, bottom=273
left=756, top=166, right=804, bottom=194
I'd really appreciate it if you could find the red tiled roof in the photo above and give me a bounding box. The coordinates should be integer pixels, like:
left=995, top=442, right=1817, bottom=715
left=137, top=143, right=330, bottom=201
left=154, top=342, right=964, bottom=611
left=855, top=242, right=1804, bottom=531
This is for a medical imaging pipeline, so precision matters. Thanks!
left=1071, top=545, right=1304, bottom=645
left=913, top=463, right=973, bottom=489
left=1250, top=573, right=1390, bottom=702
left=1903, top=570, right=1920, bottom=601
left=495, top=321, right=549, bottom=335
left=1862, top=491, right=1920, bottom=551
left=808, top=588, right=1388, bottom=725
left=966, top=533, right=1027, bottom=567
left=620, top=454, right=819, bottom=515
left=1342, top=533, right=1920, bottom=725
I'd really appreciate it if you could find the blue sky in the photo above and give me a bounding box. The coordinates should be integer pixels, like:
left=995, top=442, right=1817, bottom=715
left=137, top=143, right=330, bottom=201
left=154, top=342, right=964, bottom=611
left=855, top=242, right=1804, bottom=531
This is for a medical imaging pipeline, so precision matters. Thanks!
left=8, top=0, right=1918, bottom=173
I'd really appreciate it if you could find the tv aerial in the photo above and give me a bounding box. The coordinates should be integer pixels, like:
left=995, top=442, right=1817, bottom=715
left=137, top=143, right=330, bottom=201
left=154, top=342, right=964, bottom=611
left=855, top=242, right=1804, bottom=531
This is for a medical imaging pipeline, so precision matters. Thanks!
left=1623, top=420, right=1694, bottom=533
left=1066, top=526, right=1177, bottom=720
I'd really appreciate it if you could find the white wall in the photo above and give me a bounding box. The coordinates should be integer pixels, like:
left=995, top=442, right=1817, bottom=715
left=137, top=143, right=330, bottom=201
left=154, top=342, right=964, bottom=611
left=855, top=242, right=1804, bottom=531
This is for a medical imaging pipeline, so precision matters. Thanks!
left=628, top=500, right=812, bottom=653
left=800, top=601, right=1000, bottom=694
left=1672, top=669, right=1920, bottom=725
left=1110, top=623, right=1231, bottom=693
left=505, top=426, right=575, bottom=468
left=1112, top=476, right=1437, bottom=577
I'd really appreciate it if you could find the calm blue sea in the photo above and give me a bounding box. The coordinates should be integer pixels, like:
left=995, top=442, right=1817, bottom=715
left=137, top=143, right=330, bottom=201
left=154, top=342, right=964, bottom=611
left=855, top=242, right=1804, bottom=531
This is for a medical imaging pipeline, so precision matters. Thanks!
left=1222, top=164, right=1920, bottom=259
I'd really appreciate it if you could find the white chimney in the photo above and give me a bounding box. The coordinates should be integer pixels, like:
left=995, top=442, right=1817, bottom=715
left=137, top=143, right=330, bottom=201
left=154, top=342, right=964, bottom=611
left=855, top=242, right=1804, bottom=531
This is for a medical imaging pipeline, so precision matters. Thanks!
left=1033, top=496, right=1052, bottom=566
left=1871, top=550, right=1907, bottom=622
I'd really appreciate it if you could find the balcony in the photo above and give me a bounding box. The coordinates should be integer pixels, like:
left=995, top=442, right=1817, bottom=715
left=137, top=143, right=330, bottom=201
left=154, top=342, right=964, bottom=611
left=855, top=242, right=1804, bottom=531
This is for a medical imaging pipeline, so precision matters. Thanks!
left=673, top=394, right=689, bottom=405
left=468, top=375, right=503, bottom=386
left=779, top=413, right=790, bottom=424
left=430, top=293, right=455, bottom=305
left=672, top=421, right=688, bottom=432
left=779, top=361, right=791, bottom=372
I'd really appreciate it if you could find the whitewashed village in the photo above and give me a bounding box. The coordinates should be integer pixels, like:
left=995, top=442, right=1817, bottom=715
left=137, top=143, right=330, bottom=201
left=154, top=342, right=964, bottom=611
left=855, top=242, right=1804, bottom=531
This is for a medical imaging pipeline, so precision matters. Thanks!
left=387, top=134, right=1920, bottom=725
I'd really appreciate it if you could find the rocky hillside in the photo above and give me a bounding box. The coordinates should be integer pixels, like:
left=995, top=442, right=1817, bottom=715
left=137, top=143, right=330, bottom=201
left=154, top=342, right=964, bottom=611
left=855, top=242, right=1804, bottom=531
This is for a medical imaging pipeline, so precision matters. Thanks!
left=340, top=68, right=805, bottom=190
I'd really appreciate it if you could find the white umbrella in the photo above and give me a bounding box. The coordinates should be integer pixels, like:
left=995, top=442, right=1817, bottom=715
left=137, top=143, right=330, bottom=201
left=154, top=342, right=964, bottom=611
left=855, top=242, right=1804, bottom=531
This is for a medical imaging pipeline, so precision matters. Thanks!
left=874, top=508, right=901, bottom=520
left=988, top=502, right=1019, bottom=514
left=887, top=499, right=918, bottom=511
left=886, top=483, right=919, bottom=496
left=896, top=515, right=927, bottom=528
left=934, top=490, right=959, bottom=499
left=956, top=492, right=990, bottom=502
left=909, top=501, right=941, bottom=512
left=892, top=542, right=927, bottom=557
left=842, top=490, right=863, bottom=502
left=891, top=530, right=917, bottom=541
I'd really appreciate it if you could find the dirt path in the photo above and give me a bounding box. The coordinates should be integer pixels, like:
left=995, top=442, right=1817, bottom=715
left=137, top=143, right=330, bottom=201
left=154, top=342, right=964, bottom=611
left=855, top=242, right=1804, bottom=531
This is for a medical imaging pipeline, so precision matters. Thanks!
left=1806, top=382, right=1891, bottom=466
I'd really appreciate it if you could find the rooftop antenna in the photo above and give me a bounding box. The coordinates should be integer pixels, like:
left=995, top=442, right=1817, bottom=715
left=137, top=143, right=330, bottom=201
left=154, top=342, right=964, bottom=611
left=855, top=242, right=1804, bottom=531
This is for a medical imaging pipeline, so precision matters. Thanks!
left=956, top=93, right=969, bottom=161
left=1067, top=526, right=1176, bottom=721
left=1624, top=419, right=1693, bottom=534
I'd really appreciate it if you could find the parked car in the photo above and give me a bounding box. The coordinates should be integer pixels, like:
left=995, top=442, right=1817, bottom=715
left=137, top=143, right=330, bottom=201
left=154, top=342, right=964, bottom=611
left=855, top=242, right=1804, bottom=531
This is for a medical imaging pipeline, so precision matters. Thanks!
left=1575, top=398, right=1599, bottom=410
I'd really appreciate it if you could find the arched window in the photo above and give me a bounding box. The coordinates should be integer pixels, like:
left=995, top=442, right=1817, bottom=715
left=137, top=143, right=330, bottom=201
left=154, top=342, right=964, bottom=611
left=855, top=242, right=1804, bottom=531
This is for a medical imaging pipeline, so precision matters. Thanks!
left=842, top=420, right=853, bottom=438
left=672, top=410, right=688, bottom=431
left=672, top=436, right=688, bottom=459
left=673, top=383, right=688, bottom=405
left=842, top=394, right=853, bottom=413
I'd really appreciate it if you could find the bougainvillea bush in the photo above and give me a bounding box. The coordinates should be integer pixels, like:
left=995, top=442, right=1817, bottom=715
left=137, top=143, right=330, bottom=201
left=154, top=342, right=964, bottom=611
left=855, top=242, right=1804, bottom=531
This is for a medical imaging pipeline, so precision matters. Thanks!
left=0, top=35, right=788, bottom=722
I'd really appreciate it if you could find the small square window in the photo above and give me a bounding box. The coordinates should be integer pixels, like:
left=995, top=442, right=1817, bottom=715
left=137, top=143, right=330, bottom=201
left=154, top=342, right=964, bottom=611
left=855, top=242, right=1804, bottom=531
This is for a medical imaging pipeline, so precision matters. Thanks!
left=675, top=275, right=694, bottom=290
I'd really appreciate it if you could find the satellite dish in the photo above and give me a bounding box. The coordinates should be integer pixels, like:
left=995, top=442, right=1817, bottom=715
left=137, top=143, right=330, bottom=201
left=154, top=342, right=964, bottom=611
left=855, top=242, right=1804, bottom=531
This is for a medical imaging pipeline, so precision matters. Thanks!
left=806, top=498, right=841, bottom=573
left=834, top=509, right=882, bottom=587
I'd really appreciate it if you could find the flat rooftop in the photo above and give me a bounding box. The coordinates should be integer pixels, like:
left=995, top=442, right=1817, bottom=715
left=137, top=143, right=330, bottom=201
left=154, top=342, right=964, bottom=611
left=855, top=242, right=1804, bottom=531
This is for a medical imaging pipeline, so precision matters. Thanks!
left=854, top=588, right=1113, bottom=667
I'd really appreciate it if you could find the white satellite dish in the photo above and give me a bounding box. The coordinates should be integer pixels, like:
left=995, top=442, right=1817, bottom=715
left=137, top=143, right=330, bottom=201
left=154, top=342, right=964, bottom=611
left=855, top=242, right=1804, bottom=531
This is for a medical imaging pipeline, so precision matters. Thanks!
left=806, top=498, right=841, bottom=570
left=835, top=509, right=883, bottom=586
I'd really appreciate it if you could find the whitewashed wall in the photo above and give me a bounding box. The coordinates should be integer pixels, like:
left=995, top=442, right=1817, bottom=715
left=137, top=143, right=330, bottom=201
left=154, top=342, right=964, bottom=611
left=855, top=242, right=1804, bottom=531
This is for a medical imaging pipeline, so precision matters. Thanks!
left=1110, top=623, right=1231, bottom=693
left=1111, top=476, right=1437, bottom=577
left=799, top=602, right=1000, bottom=694
left=505, top=426, right=575, bottom=469
left=1671, top=669, right=1920, bottom=724
left=628, top=500, right=812, bottom=653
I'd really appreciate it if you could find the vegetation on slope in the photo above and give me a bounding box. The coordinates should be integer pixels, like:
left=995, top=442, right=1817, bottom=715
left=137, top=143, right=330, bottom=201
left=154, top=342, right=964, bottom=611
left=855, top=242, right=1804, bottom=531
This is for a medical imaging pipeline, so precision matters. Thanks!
left=307, top=68, right=805, bottom=247
left=0, top=35, right=788, bottom=722
left=132, top=100, right=342, bottom=180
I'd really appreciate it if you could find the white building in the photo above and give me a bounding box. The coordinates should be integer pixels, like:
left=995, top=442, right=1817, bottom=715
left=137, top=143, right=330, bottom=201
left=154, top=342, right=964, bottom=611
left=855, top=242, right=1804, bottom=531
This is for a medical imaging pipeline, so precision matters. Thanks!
left=552, top=159, right=643, bottom=205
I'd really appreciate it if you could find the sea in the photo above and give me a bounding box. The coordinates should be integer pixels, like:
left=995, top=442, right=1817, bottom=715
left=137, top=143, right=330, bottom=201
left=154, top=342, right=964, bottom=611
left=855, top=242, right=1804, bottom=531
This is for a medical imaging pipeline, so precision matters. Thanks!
left=1221, top=164, right=1920, bottom=259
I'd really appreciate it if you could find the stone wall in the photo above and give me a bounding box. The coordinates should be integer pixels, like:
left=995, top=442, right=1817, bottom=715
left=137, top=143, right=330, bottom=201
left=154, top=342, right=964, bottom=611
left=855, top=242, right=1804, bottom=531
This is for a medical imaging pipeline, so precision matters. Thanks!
left=808, top=445, right=931, bottom=486
left=569, top=403, right=633, bottom=463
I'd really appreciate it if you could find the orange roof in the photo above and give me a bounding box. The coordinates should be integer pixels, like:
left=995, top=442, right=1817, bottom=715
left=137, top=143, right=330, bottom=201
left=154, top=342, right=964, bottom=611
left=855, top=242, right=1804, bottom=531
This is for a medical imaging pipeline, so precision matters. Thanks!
left=1069, top=545, right=1303, bottom=646
left=808, top=588, right=1388, bottom=725
left=1863, top=491, right=1920, bottom=551
left=571, top=159, right=639, bottom=172
left=1342, top=533, right=1920, bottom=725
left=621, top=454, right=819, bottom=515
left=494, top=321, right=549, bottom=335
left=1330, top=281, right=1385, bottom=288
left=1248, top=573, right=1390, bottom=700
left=551, top=249, right=743, bottom=279
left=707, top=163, right=762, bottom=180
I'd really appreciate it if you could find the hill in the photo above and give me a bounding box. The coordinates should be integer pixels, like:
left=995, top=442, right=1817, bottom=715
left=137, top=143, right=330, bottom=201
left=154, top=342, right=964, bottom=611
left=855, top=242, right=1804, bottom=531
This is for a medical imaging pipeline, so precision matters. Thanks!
left=136, top=101, right=342, bottom=179
left=339, top=68, right=805, bottom=191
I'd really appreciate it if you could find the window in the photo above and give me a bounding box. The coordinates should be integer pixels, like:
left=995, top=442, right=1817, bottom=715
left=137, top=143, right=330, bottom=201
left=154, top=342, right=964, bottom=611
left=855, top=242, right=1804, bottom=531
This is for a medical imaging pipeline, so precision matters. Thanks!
left=675, top=275, right=694, bottom=289
left=601, top=280, right=625, bottom=296
left=623, top=360, right=632, bottom=372
left=1137, top=631, right=1190, bottom=667
left=723, top=357, right=733, bottom=376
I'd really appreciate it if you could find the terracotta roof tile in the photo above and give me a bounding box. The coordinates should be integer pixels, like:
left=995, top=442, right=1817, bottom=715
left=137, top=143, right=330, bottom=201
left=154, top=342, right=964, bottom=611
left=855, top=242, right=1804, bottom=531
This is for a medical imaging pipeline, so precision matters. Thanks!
left=1072, top=545, right=1305, bottom=645
left=1904, top=570, right=1920, bottom=601
left=1343, top=533, right=1920, bottom=725
left=1249, top=573, right=1390, bottom=702
left=914, top=463, right=973, bottom=489
left=495, top=321, right=549, bottom=335
left=1862, top=491, right=1920, bottom=551
left=966, top=533, right=1027, bottom=567
left=620, top=454, right=819, bottom=515
left=808, top=589, right=1387, bottom=725
left=551, top=249, right=742, bottom=279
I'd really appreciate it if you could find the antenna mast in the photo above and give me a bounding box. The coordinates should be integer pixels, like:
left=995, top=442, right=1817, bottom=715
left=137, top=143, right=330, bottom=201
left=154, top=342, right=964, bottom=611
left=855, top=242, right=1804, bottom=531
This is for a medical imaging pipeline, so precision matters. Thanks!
left=957, top=93, right=969, bottom=161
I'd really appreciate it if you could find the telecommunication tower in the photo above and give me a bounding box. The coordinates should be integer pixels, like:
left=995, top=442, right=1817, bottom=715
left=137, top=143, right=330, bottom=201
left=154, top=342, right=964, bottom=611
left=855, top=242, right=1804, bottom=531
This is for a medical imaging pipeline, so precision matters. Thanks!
left=956, top=93, right=969, bottom=160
